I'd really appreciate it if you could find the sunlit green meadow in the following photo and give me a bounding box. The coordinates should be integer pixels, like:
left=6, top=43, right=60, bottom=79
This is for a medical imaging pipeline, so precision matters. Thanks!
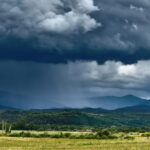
left=1, top=131, right=150, bottom=150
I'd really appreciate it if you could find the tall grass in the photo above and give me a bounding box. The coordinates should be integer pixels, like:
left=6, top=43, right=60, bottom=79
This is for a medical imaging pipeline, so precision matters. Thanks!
left=0, top=136, right=150, bottom=150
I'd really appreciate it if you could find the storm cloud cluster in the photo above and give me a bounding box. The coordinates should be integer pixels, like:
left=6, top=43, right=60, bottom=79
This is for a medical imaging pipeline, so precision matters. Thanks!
left=0, top=0, right=150, bottom=63
left=72, top=60, right=150, bottom=91
left=0, top=0, right=150, bottom=108
left=0, top=0, right=100, bottom=35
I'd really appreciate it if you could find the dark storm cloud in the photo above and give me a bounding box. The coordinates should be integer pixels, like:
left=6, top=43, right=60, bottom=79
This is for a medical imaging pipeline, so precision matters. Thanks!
left=0, top=0, right=150, bottom=64
left=1, top=0, right=150, bottom=109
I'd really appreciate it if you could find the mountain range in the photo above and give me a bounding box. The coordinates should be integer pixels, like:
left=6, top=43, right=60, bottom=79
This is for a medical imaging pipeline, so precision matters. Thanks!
left=0, top=105, right=17, bottom=110
left=1, top=95, right=150, bottom=127
left=0, top=95, right=150, bottom=111
left=88, top=95, right=149, bottom=110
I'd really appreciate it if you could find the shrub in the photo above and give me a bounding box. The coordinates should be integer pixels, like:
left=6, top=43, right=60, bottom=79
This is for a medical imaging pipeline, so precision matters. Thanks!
left=97, top=130, right=110, bottom=137
left=63, top=133, right=71, bottom=138
left=96, top=130, right=118, bottom=139
left=96, top=130, right=110, bottom=138
left=50, top=134, right=60, bottom=138
left=124, top=136, right=135, bottom=140
left=141, top=133, right=150, bottom=137
left=9, top=133, right=20, bottom=137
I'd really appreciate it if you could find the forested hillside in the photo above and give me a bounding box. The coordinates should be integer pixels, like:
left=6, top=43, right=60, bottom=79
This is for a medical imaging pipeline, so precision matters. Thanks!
left=1, top=107, right=150, bottom=130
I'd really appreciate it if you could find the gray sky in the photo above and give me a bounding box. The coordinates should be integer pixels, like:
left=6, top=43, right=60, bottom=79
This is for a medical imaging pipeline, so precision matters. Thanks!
left=0, top=0, right=150, bottom=108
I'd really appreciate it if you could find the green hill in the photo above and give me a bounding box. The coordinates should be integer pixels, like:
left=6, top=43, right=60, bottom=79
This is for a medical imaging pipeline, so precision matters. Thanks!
left=1, top=108, right=150, bottom=128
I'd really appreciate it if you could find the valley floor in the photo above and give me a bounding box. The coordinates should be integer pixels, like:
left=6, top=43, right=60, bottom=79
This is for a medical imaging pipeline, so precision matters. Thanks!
left=1, top=137, right=150, bottom=150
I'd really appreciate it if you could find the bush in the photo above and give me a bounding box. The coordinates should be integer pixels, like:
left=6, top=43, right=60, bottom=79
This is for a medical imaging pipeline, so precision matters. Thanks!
left=141, top=133, right=150, bottom=137
left=38, top=132, right=51, bottom=138
left=50, top=134, right=60, bottom=138
left=96, top=130, right=117, bottom=139
left=96, top=130, right=110, bottom=138
left=9, top=133, right=20, bottom=137
left=63, top=133, right=71, bottom=138
left=97, top=130, right=110, bottom=137
left=124, top=136, right=135, bottom=140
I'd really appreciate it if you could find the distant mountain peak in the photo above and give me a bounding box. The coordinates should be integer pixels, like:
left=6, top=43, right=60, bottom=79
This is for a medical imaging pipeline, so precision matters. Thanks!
left=116, top=103, right=150, bottom=112
left=88, top=95, right=147, bottom=110
left=0, top=105, right=17, bottom=110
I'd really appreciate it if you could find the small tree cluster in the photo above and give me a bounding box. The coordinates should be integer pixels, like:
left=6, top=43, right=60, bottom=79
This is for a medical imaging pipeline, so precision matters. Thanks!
left=2, top=121, right=12, bottom=135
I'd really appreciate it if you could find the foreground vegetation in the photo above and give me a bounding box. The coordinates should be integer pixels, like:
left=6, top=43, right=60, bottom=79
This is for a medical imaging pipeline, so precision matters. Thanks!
left=1, top=134, right=150, bottom=150
left=1, top=108, right=150, bottom=149
left=1, top=130, right=150, bottom=139
left=5, top=130, right=118, bottom=140
left=1, top=122, right=150, bottom=150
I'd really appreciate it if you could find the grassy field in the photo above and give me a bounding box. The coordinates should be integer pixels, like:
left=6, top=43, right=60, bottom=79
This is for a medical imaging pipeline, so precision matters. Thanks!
left=1, top=132, right=150, bottom=150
